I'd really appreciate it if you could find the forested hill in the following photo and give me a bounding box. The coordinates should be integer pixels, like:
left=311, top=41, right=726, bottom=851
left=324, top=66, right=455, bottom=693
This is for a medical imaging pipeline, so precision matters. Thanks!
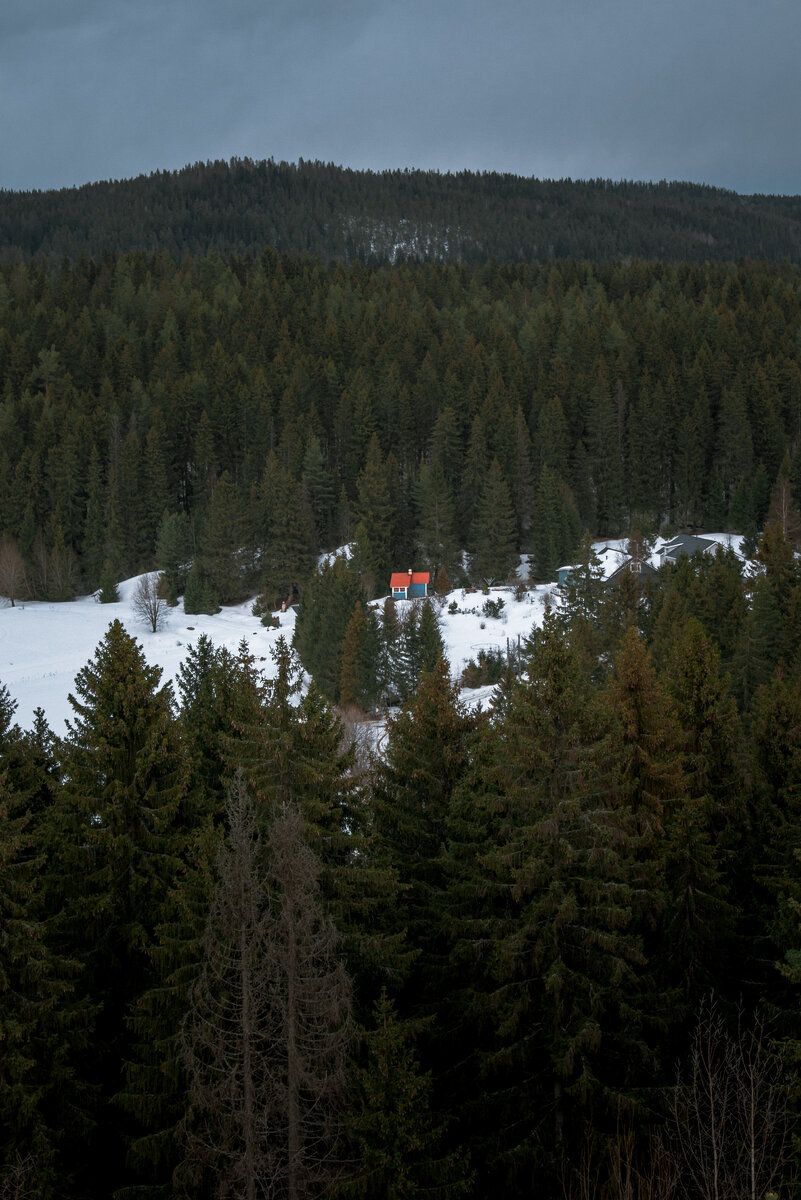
left=3, top=157, right=801, bottom=265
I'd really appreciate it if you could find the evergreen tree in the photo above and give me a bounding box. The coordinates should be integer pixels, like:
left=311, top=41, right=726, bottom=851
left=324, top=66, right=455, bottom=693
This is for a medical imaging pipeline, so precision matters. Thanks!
left=372, top=658, right=475, bottom=1001
left=0, top=689, right=86, bottom=1198
left=458, top=414, right=489, bottom=544
left=661, top=618, right=745, bottom=1001
left=557, top=531, right=607, bottom=678
left=345, top=989, right=472, bottom=1200
left=356, top=433, right=394, bottom=589
left=183, top=562, right=219, bottom=615
left=415, top=460, right=459, bottom=578
left=48, top=621, right=187, bottom=1197
left=81, top=443, right=107, bottom=590
left=254, top=454, right=316, bottom=607
left=730, top=574, right=783, bottom=712
left=154, top=509, right=192, bottom=604
left=416, top=599, right=447, bottom=677
left=531, top=463, right=582, bottom=582
left=302, top=430, right=336, bottom=548
left=465, top=611, right=646, bottom=1183
left=377, top=596, right=401, bottom=705
left=198, top=470, right=248, bottom=605
left=96, top=558, right=120, bottom=603
left=469, top=458, right=518, bottom=584
left=176, top=634, right=265, bottom=818
left=340, top=601, right=381, bottom=712
left=293, top=556, right=362, bottom=701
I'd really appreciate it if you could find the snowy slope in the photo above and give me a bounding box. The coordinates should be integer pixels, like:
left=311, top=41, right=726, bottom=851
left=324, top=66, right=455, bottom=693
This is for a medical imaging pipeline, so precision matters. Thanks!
left=0, top=535, right=748, bottom=733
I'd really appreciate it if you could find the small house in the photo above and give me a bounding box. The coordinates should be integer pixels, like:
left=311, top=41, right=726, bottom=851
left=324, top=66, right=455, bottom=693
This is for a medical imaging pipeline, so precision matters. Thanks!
left=558, top=546, right=656, bottom=589
left=658, top=534, right=719, bottom=567
left=390, top=570, right=430, bottom=600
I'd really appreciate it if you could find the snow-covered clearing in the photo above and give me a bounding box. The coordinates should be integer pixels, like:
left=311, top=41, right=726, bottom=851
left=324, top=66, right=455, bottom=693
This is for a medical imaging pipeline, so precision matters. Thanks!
left=0, top=535, right=746, bottom=734
left=0, top=577, right=295, bottom=734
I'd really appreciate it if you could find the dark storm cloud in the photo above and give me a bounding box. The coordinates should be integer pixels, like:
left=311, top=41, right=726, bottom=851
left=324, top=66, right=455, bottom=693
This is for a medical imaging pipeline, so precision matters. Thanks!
left=1, top=0, right=798, bottom=193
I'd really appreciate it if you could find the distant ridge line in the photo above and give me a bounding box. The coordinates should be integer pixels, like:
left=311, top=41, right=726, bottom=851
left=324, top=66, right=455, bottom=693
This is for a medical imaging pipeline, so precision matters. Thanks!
left=2, top=157, right=801, bottom=265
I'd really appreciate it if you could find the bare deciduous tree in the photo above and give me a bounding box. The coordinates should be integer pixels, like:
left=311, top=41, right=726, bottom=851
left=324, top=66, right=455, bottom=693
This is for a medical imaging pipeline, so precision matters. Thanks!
left=180, top=774, right=352, bottom=1200
left=131, top=572, right=168, bottom=632
left=669, top=998, right=790, bottom=1200
left=0, top=1153, right=39, bottom=1200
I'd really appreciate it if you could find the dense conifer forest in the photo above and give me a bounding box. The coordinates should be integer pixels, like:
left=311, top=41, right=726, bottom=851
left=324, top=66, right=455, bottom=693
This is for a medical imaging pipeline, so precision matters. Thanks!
left=3, top=158, right=801, bottom=265
left=1, top=186, right=801, bottom=1196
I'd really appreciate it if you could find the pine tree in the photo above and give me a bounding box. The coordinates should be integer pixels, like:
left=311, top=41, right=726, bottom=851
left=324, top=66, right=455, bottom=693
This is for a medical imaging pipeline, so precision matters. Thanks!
left=81, top=443, right=107, bottom=589
left=458, top=414, right=489, bottom=543
left=661, top=618, right=744, bottom=1001
left=356, top=433, right=394, bottom=587
left=254, top=454, right=316, bottom=607
left=183, top=562, right=219, bottom=615
left=558, top=531, right=607, bottom=678
left=372, top=659, right=475, bottom=996
left=301, top=431, right=335, bottom=548
left=416, top=598, right=447, bottom=677
left=176, top=633, right=265, bottom=818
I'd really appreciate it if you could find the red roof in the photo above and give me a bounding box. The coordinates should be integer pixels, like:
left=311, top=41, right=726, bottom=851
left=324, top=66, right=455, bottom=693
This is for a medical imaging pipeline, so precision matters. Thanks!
left=390, top=572, right=430, bottom=589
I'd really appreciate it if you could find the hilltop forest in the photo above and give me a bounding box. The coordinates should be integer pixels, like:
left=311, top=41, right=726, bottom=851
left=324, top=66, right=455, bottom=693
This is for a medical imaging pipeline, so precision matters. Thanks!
left=3, top=159, right=801, bottom=265
left=2, top=195, right=801, bottom=1199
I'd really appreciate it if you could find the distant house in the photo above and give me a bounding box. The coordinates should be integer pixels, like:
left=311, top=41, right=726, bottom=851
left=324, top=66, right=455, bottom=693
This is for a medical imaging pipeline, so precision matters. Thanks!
left=657, top=534, right=720, bottom=566
left=558, top=545, right=657, bottom=589
left=390, top=570, right=430, bottom=599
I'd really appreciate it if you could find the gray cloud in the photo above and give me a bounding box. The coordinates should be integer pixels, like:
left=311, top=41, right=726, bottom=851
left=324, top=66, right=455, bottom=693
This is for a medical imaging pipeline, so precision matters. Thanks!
left=1, top=0, right=799, bottom=193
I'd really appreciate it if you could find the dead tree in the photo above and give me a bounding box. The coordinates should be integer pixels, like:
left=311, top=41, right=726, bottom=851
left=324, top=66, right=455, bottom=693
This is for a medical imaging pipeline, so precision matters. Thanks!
left=180, top=774, right=352, bottom=1200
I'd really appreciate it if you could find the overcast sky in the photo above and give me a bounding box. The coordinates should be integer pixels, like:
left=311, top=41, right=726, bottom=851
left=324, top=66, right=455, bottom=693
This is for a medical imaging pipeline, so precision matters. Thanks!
left=2, top=0, right=799, bottom=195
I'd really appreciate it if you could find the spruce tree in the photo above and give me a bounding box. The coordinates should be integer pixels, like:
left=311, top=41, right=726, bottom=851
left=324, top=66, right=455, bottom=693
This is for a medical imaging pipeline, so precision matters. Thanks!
left=49, top=621, right=188, bottom=1197
left=0, top=689, right=86, bottom=1198
left=198, top=470, right=248, bottom=604
left=345, top=989, right=472, bottom=1200
left=293, top=556, right=362, bottom=701
left=154, top=509, right=192, bottom=604
left=466, top=611, right=647, bottom=1182
left=531, top=463, right=582, bottom=582
left=469, top=458, right=518, bottom=584
left=415, top=460, right=459, bottom=578
left=340, top=601, right=380, bottom=711
left=355, top=433, right=393, bottom=588
left=661, top=618, right=744, bottom=1001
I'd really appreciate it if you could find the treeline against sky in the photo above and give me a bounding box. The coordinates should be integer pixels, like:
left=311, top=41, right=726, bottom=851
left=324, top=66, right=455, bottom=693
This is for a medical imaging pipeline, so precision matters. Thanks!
left=3, top=531, right=801, bottom=1198
left=1, top=252, right=800, bottom=614
left=3, top=159, right=801, bottom=265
